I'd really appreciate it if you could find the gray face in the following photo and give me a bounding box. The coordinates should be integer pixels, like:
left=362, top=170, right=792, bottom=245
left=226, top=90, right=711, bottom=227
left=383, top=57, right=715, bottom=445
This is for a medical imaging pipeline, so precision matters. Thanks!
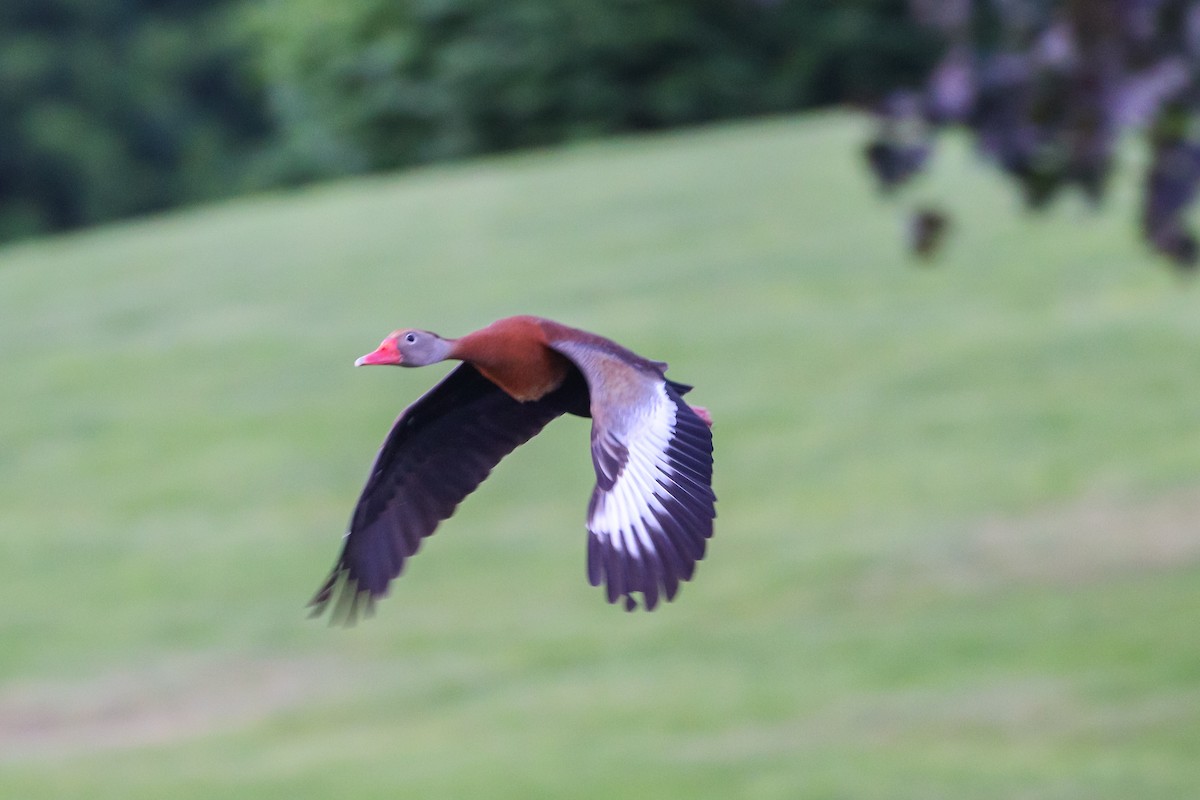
left=394, top=329, right=451, bottom=367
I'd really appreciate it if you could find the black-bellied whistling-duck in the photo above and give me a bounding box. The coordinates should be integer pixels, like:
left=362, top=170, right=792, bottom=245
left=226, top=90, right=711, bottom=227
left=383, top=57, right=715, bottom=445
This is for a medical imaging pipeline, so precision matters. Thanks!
left=310, top=315, right=716, bottom=619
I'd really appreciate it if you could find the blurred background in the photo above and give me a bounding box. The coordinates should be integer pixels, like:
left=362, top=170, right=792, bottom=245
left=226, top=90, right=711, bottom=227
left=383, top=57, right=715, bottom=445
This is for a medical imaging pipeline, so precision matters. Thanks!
left=0, top=0, right=934, bottom=244
left=4, top=1, right=1200, bottom=798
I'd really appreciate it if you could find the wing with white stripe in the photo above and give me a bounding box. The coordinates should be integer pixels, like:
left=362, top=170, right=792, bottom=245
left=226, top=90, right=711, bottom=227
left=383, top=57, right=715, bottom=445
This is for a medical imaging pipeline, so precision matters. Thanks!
left=585, top=383, right=715, bottom=609
left=548, top=333, right=716, bottom=610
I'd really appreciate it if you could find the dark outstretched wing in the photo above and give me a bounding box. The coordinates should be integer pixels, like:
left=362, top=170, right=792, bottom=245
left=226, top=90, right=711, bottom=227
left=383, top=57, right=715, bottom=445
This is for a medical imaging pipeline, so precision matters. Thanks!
left=548, top=333, right=716, bottom=611
left=310, top=363, right=580, bottom=622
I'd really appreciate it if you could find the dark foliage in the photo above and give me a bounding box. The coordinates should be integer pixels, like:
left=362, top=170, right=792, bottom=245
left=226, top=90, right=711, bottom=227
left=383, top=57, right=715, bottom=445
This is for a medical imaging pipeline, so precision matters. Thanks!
left=910, top=206, right=950, bottom=258
left=865, top=0, right=1200, bottom=267
left=1, top=0, right=943, bottom=244
left=0, top=0, right=275, bottom=241
left=247, top=0, right=937, bottom=181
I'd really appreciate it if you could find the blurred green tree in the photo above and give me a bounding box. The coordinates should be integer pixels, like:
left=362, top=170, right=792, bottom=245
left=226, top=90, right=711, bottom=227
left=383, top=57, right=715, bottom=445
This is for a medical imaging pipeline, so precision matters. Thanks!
left=0, top=0, right=272, bottom=241
left=1, top=0, right=938, bottom=242
left=244, top=0, right=936, bottom=179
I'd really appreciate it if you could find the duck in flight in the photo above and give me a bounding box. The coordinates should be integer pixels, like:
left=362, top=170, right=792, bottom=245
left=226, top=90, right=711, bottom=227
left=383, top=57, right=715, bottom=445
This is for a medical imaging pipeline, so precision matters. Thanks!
left=310, top=315, right=716, bottom=619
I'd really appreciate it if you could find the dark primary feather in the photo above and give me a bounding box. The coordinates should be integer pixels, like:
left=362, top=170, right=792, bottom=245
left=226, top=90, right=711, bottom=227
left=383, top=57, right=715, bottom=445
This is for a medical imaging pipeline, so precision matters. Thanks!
left=309, top=362, right=587, bottom=623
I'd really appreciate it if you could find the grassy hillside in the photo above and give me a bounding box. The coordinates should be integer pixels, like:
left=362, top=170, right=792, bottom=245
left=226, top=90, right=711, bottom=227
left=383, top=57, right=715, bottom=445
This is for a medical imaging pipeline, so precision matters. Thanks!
left=3, top=111, right=1199, bottom=798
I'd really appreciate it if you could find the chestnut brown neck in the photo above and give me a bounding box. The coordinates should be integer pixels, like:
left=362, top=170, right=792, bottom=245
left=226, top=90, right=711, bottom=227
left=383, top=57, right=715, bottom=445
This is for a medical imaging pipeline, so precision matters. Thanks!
left=451, top=317, right=571, bottom=402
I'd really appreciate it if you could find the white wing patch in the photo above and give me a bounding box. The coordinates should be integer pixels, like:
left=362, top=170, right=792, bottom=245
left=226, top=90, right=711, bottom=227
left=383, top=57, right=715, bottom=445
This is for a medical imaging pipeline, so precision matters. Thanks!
left=544, top=329, right=715, bottom=611
left=585, top=382, right=715, bottom=610
left=588, top=385, right=676, bottom=559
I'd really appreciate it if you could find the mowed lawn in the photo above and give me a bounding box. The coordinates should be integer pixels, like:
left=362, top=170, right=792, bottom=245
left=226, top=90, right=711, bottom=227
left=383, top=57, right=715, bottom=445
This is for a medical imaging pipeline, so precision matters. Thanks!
left=3, top=111, right=1200, bottom=798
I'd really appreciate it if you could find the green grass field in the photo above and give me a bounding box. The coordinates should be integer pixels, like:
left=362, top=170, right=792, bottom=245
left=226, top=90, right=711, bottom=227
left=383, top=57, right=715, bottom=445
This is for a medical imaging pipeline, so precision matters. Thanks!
left=3, top=111, right=1200, bottom=798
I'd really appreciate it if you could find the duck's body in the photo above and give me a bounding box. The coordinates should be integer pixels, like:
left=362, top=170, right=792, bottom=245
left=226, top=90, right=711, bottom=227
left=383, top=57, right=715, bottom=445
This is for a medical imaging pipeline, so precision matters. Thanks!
left=311, top=315, right=716, bottom=619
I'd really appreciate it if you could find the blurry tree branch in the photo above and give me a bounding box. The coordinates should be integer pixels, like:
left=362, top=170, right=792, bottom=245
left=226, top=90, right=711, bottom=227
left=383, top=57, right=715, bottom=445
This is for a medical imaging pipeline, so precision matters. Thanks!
left=865, top=0, right=1200, bottom=267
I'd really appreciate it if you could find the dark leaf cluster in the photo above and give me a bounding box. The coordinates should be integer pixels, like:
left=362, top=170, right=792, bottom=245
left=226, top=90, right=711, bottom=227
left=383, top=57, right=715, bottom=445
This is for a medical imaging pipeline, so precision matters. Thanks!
left=246, top=0, right=936, bottom=182
left=865, top=0, right=1200, bottom=267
